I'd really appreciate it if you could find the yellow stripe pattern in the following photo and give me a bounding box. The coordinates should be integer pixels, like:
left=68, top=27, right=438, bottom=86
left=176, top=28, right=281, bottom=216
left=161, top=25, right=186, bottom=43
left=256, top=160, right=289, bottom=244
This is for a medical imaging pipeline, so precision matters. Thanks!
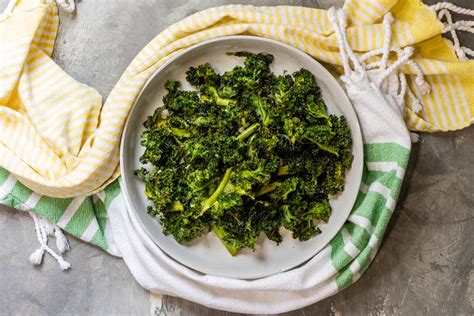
left=0, top=0, right=473, bottom=197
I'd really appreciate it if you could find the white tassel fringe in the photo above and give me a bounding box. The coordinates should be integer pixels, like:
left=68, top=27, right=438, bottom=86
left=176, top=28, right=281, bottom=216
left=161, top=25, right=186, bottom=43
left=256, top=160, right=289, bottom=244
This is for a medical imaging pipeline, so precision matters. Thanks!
left=58, top=257, right=72, bottom=270
left=410, top=132, right=420, bottom=143
left=29, top=212, right=71, bottom=270
left=29, top=248, right=45, bottom=265
left=55, top=227, right=70, bottom=253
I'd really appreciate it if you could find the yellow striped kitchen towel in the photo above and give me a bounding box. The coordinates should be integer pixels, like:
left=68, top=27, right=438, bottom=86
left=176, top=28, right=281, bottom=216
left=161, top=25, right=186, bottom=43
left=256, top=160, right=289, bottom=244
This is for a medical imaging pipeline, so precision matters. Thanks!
left=1, top=0, right=473, bottom=198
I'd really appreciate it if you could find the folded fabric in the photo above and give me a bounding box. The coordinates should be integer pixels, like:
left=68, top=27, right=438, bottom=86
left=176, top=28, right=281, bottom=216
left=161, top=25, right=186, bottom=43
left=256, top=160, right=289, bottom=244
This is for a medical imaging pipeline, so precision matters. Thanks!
left=1, top=0, right=111, bottom=197
left=0, top=0, right=473, bottom=314
left=1, top=0, right=473, bottom=198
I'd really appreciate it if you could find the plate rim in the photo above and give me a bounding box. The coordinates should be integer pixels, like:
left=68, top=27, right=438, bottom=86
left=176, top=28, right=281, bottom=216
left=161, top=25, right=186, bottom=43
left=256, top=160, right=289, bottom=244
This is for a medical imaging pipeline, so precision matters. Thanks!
left=120, top=35, right=363, bottom=279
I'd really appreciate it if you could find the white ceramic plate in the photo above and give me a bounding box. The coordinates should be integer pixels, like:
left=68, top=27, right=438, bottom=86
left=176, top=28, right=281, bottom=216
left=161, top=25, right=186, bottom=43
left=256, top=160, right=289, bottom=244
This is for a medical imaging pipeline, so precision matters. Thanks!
left=120, top=36, right=363, bottom=279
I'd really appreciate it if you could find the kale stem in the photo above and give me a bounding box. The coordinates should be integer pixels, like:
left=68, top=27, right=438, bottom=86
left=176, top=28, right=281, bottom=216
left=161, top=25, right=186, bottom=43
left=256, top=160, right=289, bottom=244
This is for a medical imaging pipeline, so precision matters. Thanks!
left=200, top=168, right=233, bottom=214
left=236, top=123, right=260, bottom=141
left=256, top=182, right=280, bottom=196
left=313, top=141, right=339, bottom=156
left=171, top=201, right=184, bottom=211
left=171, top=128, right=191, bottom=138
left=213, top=226, right=238, bottom=256
left=277, top=165, right=289, bottom=176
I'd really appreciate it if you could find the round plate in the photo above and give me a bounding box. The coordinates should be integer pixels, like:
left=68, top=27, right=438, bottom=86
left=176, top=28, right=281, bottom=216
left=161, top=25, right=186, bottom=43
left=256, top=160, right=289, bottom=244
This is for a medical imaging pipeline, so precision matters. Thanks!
left=120, top=36, right=363, bottom=279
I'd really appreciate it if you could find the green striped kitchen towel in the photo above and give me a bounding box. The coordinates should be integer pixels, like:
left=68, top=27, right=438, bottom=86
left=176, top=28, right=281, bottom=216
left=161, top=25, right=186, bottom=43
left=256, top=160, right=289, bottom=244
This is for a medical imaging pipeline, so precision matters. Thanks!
left=0, top=171, right=121, bottom=256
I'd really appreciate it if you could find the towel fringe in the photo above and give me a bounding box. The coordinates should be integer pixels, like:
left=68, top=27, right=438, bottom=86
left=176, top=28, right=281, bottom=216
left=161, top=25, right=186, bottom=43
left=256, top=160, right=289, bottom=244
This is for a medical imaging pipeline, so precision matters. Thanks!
left=55, top=226, right=71, bottom=253
left=29, top=212, right=71, bottom=270
left=410, top=132, right=420, bottom=143
left=0, top=0, right=75, bottom=22
left=431, top=2, right=474, bottom=60
left=53, top=0, right=75, bottom=13
left=328, top=8, right=427, bottom=115
left=29, top=248, right=45, bottom=265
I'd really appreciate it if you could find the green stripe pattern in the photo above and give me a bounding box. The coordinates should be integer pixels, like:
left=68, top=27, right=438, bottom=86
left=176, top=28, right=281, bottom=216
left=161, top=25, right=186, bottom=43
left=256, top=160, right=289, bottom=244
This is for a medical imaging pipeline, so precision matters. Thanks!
left=331, top=143, right=410, bottom=289
left=0, top=171, right=122, bottom=252
left=0, top=142, right=409, bottom=286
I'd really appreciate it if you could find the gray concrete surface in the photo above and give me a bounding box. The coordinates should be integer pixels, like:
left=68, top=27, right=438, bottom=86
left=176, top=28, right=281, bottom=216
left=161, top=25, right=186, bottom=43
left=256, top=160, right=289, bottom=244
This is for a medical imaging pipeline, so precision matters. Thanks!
left=1, top=0, right=473, bottom=315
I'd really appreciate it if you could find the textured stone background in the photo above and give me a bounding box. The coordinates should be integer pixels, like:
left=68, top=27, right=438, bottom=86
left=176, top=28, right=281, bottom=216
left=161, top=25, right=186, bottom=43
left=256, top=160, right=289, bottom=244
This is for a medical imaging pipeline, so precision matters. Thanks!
left=0, top=0, right=473, bottom=315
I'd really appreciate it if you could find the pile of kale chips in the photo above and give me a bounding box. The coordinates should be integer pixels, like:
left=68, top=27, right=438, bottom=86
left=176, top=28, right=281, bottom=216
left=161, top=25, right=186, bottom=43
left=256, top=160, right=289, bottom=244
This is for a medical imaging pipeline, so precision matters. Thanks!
left=136, top=52, right=353, bottom=256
